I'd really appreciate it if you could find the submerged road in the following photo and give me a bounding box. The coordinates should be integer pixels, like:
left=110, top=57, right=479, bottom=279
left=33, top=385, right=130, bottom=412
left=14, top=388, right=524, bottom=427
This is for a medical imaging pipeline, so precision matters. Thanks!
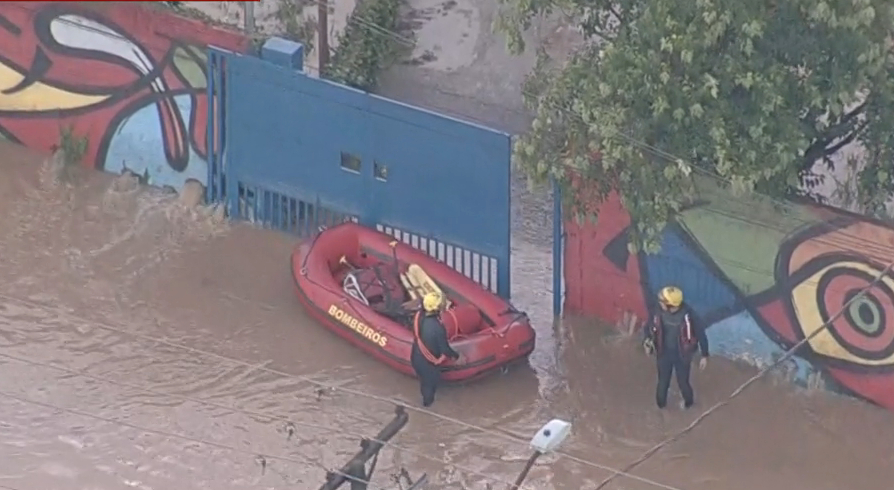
left=0, top=142, right=893, bottom=489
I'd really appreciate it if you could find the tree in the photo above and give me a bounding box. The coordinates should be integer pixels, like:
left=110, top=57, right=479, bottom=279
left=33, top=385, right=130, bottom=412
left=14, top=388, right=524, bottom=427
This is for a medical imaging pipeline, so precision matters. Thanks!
left=497, top=0, right=894, bottom=250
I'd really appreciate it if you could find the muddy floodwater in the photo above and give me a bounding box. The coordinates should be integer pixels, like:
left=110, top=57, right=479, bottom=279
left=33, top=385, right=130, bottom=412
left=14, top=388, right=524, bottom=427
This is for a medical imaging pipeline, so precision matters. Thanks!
left=1, top=142, right=893, bottom=490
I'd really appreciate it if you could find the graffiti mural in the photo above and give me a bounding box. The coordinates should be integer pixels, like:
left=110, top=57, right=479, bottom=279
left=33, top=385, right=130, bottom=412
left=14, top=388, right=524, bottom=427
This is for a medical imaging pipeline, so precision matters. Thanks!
left=565, top=185, right=894, bottom=410
left=0, top=1, right=249, bottom=189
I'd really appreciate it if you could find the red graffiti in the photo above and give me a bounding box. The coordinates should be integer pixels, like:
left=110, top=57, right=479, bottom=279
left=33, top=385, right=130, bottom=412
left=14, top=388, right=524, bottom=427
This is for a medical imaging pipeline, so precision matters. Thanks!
left=566, top=192, right=894, bottom=411
left=0, top=1, right=248, bottom=178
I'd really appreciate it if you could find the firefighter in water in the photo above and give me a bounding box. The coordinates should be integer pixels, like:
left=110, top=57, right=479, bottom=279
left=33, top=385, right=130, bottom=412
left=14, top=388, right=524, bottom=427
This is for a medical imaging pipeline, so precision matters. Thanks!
left=643, top=286, right=709, bottom=409
left=412, top=292, right=461, bottom=407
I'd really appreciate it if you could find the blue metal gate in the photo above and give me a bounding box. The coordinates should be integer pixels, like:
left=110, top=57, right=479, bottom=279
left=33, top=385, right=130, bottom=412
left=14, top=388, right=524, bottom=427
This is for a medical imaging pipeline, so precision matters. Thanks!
left=206, top=47, right=512, bottom=298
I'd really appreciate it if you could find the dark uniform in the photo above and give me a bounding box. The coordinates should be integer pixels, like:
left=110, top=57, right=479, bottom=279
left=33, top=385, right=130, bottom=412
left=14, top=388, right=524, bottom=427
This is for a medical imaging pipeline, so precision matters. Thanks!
left=644, top=303, right=709, bottom=409
left=412, top=312, right=459, bottom=407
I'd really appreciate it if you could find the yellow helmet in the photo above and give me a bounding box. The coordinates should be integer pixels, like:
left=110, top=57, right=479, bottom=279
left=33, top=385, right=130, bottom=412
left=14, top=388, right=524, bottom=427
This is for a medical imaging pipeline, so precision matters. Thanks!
left=658, top=286, right=683, bottom=308
left=422, top=292, right=443, bottom=313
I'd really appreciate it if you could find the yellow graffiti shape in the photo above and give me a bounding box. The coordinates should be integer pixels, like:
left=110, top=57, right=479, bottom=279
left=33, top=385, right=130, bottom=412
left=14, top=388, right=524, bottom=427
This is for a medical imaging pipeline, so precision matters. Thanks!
left=792, top=260, right=894, bottom=367
left=0, top=62, right=111, bottom=112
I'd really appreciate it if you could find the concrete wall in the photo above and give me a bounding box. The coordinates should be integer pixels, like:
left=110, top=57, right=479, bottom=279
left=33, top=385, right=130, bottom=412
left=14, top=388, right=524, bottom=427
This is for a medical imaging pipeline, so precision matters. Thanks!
left=0, top=1, right=249, bottom=190
left=565, top=181, right=894, bottom=410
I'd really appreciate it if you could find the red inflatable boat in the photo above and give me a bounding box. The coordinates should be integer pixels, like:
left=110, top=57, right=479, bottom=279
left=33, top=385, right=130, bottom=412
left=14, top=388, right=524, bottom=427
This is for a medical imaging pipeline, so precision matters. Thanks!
left=290, top=222, right=535, bottom=382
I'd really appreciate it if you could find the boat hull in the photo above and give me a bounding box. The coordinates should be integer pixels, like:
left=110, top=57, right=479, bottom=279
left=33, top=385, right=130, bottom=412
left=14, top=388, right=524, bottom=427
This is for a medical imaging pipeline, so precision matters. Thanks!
left=290, top=223, right=535, bottom=382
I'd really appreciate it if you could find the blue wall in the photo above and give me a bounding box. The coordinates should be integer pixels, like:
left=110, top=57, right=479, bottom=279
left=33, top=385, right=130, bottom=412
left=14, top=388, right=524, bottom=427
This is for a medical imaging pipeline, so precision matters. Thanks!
left=207, top=45, right=513, bottom=296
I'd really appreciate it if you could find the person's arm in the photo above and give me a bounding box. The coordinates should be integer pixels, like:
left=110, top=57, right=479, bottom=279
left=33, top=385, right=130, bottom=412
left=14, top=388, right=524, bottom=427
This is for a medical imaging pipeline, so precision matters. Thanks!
left=436, top=323, right=460, bottom=359
left=689, top=309, right=709, bottom=357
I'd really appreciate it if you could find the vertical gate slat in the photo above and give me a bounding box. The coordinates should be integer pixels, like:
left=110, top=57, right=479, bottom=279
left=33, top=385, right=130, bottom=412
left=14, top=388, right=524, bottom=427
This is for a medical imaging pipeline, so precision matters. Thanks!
left=203, top=45, right=513, bottom=298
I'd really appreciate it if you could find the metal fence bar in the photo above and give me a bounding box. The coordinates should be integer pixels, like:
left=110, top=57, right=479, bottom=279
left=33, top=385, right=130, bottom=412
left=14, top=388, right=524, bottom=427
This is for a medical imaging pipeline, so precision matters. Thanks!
left=552, top=178, right=564, bottom=317
left=375, top=223, right=500, bottom=293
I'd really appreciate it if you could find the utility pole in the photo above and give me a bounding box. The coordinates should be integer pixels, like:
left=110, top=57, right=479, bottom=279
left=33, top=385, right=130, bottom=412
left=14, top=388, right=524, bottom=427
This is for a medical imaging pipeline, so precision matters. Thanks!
left=317, top=0, right=330, bottom=73
left=244, top=1, right=256, bottom=35
left=319, top=406, right=425, bottom=490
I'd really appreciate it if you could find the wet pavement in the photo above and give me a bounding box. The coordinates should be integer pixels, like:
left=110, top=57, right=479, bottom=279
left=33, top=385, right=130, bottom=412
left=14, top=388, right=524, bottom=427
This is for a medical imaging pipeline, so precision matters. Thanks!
left=1, top=142, right=893, bottom=490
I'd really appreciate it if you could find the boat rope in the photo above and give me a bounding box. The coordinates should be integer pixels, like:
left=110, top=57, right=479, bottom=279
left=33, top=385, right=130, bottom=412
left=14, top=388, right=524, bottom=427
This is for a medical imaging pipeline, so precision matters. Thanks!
left=0, top=290, right=686, bottom=490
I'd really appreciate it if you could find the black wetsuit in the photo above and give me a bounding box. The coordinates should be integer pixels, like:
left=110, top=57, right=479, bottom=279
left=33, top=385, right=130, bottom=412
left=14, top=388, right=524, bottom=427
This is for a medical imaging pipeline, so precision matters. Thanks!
left=644, top=303, right=709, bottom=409
left=411, top=313, right=459, bottom=407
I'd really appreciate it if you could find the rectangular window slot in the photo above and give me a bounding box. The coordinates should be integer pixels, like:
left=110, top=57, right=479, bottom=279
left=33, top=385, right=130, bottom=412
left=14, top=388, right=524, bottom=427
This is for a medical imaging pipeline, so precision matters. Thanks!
left=374, top=161, right=388, bottom=181
left=340, top=152, right=362, bottom=173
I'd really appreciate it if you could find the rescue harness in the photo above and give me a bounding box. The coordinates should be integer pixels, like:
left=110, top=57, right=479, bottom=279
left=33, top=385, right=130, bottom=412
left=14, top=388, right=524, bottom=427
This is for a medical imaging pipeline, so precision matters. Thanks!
left=650, top=312, right=697, bottom=354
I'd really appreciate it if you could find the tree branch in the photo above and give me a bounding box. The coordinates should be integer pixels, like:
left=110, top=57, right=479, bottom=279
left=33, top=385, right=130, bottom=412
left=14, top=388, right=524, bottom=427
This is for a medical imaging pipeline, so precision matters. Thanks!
left=801, top=100, right=869, bottom=165
left=608, top=5, right=624, bottom=25
left=825, top=120, right=868, bottom=156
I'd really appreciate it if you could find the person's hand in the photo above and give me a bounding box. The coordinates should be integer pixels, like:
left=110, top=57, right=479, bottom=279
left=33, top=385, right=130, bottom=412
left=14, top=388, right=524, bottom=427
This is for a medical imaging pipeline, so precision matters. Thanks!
left=698, top=357, right=708, bottom=371
left=642, top=338, right=655, bottom=356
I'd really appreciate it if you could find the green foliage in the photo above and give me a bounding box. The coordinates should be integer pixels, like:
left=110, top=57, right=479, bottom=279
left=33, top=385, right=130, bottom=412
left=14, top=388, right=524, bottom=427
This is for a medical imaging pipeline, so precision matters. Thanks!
left=498, top=0, right=894, bottom=250
left=58, top=125, right=88, bottom=167
left=325, top=0, right=404, bottom=91
left=274, top=0, right=318, bottom=52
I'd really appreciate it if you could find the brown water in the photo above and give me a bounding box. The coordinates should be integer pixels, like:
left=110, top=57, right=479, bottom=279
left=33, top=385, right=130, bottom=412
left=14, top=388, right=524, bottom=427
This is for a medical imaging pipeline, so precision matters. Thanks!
left=0, top=141, right=893, bottom=490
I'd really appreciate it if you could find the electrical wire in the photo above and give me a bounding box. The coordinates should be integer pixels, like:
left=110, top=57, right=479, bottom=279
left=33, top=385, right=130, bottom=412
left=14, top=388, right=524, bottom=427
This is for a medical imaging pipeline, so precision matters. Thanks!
left=0, top=291, right=687, bottom=490
left=217, top=5, right=894, bottom=270
left=9, top=2, right=894, bottom=487
left=36, top=0, right=893, bottom=259
left=26, top=0, right=881, bottom=237
left=29, top=0, right=894, bottom=457
left=590, top=257, right=894, bottom=490
left=0, top=350, right=534, bottom=490
left=0, top=387, right=390, bottom=490
left=271, top=0, right=884, bottom=241
left=36, top=1, right=894, bottom=306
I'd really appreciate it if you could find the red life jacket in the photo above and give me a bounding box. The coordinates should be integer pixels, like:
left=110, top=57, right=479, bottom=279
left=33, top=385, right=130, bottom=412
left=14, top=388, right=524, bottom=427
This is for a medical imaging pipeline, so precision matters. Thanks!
left=650, top=312, right=697, bottom=354
left=413, top=311, right=446, bottom=365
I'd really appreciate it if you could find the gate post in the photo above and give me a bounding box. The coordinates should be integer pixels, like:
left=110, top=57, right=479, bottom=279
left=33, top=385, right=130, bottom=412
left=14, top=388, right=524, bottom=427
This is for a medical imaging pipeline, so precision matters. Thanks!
left=206, top=49, right=221, bottom=205
left=552, top=178, right=563, bottom=317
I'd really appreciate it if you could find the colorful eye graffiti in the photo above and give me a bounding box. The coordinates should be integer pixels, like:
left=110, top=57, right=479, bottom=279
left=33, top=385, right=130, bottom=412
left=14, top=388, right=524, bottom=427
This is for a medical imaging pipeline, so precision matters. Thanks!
left=771, top=219, right=894, bottom=376
left=589, top=202, right=894, bottom=410
left=785, top=254, right=894, bottom=369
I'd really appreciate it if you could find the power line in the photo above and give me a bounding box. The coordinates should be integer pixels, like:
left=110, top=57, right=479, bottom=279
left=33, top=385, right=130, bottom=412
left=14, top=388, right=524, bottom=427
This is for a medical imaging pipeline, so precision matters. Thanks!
left=10, top=12, right=889, bottom=297
left=281, top=1, right=882, bottom=233
left=34, top=0, right=883, bottom=238
left=10, top=2, right=893, bottom=486
left=0, top=291, right=686, bottom=490
left=0, top=387, right=390, bottom=490
left=231, top=8, right=894, bottom=268
left=45, top=0, right=892, bottom=257
left=591, top=257, right=894, bottom=490
left=0, top=350, right=533, bottom=490
left=42, top=1, right=894, bottom=297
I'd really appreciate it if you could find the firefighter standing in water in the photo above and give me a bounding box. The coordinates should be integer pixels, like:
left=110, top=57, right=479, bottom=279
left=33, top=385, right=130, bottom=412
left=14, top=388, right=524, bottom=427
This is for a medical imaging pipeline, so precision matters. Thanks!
left=643, top=286, right=709, bottom=409
left=412, top=292, right=461, bottom=407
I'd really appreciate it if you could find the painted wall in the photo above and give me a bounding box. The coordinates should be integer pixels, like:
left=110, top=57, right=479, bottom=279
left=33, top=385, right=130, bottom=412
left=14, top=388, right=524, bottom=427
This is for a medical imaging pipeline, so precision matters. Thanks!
left=0, top=1, right=249, bottom=189
left=566, top=182, right=894, bottom=410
